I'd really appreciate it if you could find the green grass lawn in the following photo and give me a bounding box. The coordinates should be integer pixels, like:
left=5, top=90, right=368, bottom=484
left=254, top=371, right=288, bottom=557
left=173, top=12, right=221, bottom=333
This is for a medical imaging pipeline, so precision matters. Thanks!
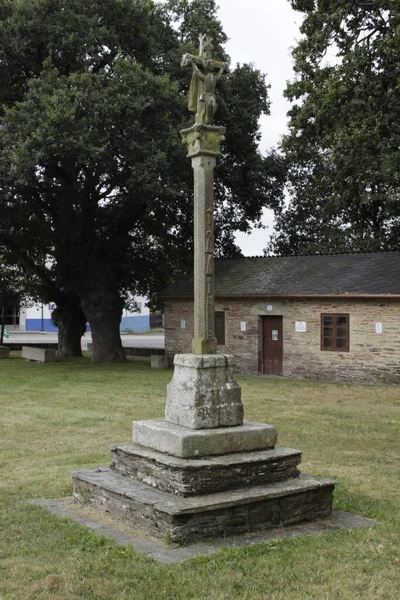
left=0, top=355, right=399, bottom=599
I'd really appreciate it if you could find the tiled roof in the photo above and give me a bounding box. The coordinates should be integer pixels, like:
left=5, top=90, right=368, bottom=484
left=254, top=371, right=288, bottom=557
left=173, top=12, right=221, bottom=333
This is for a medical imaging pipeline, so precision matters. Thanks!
left=161, top=252, right=400, bottom=297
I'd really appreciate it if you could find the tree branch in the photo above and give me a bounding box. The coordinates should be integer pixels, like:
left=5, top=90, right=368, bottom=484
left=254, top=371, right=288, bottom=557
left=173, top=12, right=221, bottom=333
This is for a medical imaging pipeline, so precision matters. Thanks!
left=2, top=236, right=58, bottom=295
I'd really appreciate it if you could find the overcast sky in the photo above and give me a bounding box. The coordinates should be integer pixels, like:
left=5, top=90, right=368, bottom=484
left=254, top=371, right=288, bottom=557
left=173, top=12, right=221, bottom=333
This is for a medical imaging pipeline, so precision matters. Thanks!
left=215, top=0, right=303, bottom=255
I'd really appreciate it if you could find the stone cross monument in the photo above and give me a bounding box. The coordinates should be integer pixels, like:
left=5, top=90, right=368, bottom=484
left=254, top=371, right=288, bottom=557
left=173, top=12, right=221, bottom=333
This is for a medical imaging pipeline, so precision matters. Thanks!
left=164, top=36, right=244, bottom=429
left=180, top=35, right=228, bottom=355
left=71, top=35, right=337, bottom=545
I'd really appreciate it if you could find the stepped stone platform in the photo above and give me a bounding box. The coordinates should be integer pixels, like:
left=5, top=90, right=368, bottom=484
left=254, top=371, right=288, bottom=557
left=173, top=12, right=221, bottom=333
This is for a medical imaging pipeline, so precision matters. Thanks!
left=110, top=444, right=302, bottom=496
left=72, top=421, right=337, bottom=544
left=71, top=354, right=338, bottom=545
left=72, top=467, right=336, bottom=544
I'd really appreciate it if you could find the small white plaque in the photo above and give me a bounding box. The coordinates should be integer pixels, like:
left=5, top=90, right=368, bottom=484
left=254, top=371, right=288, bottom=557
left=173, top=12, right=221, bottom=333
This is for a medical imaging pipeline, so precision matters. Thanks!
left=180, top=320, right=186, bottom=329
left=296, top=321, right=307, bottom=333
left=272, top=330, right=279, bottom=341
left=240, top=321, right=247, bottom=332
left=266, top=305, right=273, bottom=311
left=375, top=322, right=383, bottom=334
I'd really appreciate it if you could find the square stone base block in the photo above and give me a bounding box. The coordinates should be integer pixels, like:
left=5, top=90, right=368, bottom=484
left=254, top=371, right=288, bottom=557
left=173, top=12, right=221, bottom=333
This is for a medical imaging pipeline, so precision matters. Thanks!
left=110, top=444, right=302, bottom=497
left=71, top=467, right=337, bottom=544
left=165, top=354, right=243, bottom=429
left=132, top=419, right=277, bottom=459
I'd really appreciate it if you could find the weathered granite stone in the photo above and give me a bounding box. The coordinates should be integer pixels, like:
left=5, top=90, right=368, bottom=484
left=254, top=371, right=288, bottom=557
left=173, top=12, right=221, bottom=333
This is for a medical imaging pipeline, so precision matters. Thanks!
left=180, top=36, right=227, bottom=355
left=165, top=354, right=243, bottom=429
left=71, top=467, right=337, bottom=544
left=0, top=346, right=10, bottom=358
left=22, top=346, right=57, bottom=363
left=110, top=443, right=301, bottom=496
left=151, top=355, right=169, bottom=369
left=132, top=419, right=277, bottom=459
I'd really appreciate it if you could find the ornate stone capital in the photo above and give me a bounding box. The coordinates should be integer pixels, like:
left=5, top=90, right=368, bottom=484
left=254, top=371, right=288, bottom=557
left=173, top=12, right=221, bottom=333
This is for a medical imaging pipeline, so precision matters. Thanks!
left=181, top=123, right=226, bottom=158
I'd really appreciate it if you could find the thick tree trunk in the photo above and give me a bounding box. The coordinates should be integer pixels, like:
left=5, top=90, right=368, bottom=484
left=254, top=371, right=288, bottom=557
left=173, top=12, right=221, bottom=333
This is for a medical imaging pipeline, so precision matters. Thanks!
left=82, top=293, right=126, bottom=363
left=52, top=303, right=87, bottom=357
left=0, top=305, right=5, bottom=346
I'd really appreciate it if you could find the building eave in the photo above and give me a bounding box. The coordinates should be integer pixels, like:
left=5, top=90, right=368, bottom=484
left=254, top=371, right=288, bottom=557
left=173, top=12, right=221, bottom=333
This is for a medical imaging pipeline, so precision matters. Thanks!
left=160, top=293, right=400, bottom=300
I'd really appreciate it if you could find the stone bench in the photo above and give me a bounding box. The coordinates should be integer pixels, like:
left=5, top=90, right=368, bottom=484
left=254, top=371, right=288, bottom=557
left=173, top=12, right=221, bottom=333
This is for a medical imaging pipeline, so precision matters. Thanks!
left=22, top=346, right=57, bottom=363
left=0, top=346, right=10, bottom=359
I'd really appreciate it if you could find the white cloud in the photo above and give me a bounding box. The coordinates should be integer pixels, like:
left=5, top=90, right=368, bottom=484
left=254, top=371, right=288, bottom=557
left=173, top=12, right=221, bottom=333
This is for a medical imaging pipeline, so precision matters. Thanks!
left=215, top=1, right=302, bottom=255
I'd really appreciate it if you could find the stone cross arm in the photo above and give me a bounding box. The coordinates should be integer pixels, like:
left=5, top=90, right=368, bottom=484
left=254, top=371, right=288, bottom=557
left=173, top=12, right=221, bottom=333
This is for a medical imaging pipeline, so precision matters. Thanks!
left=181, top=53, right=228, bottom=74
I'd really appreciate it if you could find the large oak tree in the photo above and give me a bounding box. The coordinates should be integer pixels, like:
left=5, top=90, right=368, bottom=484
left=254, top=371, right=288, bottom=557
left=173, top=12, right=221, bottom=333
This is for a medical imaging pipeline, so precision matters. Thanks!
left=0, top=0, right=285, bottom=361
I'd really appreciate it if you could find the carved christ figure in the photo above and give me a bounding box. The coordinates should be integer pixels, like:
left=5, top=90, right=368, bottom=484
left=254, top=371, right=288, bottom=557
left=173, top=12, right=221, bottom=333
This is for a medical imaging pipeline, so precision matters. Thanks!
left=191, top=59, right=224, bottom=125
left=182, top=34, right=227, bottom=125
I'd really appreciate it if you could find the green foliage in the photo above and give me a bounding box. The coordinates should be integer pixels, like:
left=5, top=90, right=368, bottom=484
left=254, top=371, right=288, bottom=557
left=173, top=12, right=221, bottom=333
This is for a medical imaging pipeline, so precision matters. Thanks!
left=0, top=255, right=25, bottom=304
left=0, top=0, right=283, bottom=312
left=269, top=0, right=400, bottom=256
left=1, top=56, right=181, bottom=290
left=165, top=0, right=228, bottom=52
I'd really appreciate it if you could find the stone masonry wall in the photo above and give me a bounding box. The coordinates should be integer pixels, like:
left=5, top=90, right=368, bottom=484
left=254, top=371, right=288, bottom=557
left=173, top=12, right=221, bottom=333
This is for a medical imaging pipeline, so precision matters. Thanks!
left=164, top=297, right=400, bottom=384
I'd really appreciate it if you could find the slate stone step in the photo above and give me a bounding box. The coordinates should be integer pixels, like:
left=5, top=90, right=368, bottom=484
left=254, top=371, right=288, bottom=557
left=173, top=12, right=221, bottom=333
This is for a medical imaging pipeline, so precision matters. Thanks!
left=132, top=419, right=277, bottom=459
left=71, top=467, right=337, bottom=544
left=110, top=444, right=302, bottom=497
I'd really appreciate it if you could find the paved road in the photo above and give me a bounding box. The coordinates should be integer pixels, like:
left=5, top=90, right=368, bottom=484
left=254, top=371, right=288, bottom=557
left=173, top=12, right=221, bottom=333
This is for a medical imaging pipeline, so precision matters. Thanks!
left=5, top=331, right=164, bottom=350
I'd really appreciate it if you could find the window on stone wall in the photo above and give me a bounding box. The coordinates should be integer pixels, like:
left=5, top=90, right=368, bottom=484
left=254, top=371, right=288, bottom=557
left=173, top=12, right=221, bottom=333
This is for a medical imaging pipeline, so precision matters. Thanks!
left=215, top=311, right=225, bottom=345
left=321, top=314, right=349, bottom=352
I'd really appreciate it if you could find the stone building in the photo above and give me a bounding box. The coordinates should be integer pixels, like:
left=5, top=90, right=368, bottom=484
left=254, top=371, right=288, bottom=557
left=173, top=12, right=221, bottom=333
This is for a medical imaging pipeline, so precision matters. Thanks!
left=161, top=252, right=400, bottom=384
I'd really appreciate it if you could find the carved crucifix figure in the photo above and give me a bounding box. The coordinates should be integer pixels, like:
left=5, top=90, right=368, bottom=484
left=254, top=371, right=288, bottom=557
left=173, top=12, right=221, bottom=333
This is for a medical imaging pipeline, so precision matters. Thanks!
left=181, top=35, right=228, bottom=125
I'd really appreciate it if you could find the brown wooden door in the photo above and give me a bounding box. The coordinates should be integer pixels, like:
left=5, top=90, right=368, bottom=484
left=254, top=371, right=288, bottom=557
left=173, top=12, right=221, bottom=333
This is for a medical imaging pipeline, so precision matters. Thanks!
left=262, top=316, right=283, bottom=375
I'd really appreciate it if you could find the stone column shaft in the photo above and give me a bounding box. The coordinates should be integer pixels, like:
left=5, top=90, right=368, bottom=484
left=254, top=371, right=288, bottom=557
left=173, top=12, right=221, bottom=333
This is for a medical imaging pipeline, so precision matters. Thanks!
left=180, top=123, right=226, bottom=355
left=192, top=154, right=217, bottom=354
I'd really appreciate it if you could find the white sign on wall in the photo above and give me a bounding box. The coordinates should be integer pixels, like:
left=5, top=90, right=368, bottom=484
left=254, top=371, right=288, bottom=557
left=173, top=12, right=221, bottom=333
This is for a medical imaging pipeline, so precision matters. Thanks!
left=295, top=321, right=307, bottom=333
left=181, top=320, right=186, bottom=329
left=240, top=321, right=247, bottom=332
left=266, top=305, right=273, bottom=311
left=375, top=322, right=383, bottom=334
